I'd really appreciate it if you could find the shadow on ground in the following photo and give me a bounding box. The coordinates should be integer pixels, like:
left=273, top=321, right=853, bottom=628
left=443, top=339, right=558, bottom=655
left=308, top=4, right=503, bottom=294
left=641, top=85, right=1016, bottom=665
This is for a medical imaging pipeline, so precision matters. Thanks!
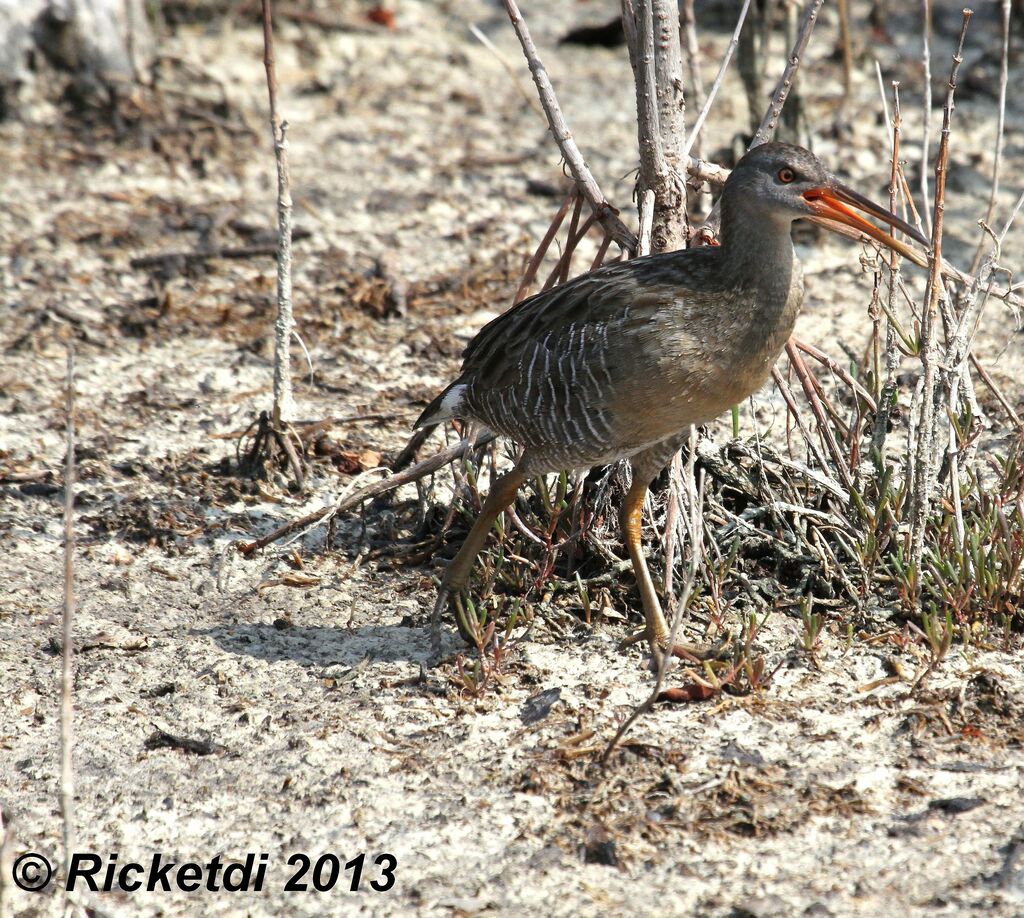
left=199, top=621, right=455, bottom=667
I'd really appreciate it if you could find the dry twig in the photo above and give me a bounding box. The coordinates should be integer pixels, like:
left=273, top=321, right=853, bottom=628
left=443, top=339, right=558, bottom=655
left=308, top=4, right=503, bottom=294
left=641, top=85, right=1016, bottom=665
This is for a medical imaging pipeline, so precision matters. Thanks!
left=873, top=80, right=904, bottom=452
left=749, top=0, right=824, bottom=148
left=502, top=0, right=730, bottom=258
left=681, top=0, right=752, bottom=161
left=699, top=0, right=824, bottom=238
left=502, top=0, right=637, bottom=252
left=679, top=0, right=706, bottom=158
left=909, top=9, right=971, bottom=573
left=61, top=343, right=76, bottom=895
left=967, top=0, right=1010, bottom=279
left=236, top=0, right=306, bottom=492
left=262, top=0, right=296, bottom=429
left=129, top=243, right=284, bottom=270
left=920, top=0, right=934, bottom=237
left=236, top=432, right=496, bottom=556
left=836, top=0, right=854, bottom=109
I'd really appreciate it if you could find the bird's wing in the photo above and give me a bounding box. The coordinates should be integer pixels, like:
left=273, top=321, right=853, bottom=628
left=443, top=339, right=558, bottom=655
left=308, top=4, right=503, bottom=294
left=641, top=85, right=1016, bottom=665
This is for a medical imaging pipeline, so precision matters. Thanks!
left=459, top=248, right=721, bottom=391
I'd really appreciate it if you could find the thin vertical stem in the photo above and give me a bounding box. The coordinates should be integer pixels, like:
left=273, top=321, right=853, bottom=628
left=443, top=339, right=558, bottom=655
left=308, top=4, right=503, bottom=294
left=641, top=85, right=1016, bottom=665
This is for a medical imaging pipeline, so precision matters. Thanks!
left=61, top=343, right=76, bottom=890
left=947, top=384, right=967, bottom=561
left=967, top=0, right=1010, bottom=278
left=623, top=0, right=689, bottom=253
left=679, top=0, right=706, bottom=158
left=663, top=449, right=683, bottom=596
left=262, top=0, right=296, bottom=428
left=699, top=0, right=823, bottom=239
left=837, top=0, right=854, bottom=108
left=682, top=0, right=752, bottom=161
left=910, top=10, right=971, bottom=573
left=873, top=82, right=903, bottom=454
left=874, top=60, right=891, bottom=130
left=920, top=0, right=933, bottom=236
left=637, top=188, right=656, bottom=257
left=651, top=0, right=687, bottom=159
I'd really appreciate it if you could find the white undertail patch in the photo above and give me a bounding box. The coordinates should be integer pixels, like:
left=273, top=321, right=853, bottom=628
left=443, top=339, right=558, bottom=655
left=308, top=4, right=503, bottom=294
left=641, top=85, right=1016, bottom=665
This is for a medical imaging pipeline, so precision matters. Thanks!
left=437, top=383, right=467, bottom=419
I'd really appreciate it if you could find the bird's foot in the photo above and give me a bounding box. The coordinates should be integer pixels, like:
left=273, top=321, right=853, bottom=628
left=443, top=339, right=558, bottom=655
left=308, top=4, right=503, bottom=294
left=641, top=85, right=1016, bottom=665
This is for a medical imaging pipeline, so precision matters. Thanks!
left=429, top=587, right=449, bottom=659
left=430, top=583, right=484, bottom=659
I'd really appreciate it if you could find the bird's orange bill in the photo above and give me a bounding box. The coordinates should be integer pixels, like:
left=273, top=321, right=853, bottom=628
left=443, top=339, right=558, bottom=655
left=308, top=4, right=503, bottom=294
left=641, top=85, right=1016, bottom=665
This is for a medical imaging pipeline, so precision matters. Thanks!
left=803, top=184, right=930, bottom=267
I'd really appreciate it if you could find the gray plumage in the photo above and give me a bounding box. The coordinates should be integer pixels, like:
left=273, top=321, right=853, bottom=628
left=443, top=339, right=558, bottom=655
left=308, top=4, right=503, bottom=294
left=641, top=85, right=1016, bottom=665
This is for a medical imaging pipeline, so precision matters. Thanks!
left=420, top=142, right=927, bottom=656
left=418, top=144, right=815, bottom=476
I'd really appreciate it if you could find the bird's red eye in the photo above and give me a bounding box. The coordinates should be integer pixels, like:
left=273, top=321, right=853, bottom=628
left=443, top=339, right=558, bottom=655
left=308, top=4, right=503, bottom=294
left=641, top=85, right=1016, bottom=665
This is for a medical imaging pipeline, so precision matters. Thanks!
left=778, top=167, right=796, bottom=184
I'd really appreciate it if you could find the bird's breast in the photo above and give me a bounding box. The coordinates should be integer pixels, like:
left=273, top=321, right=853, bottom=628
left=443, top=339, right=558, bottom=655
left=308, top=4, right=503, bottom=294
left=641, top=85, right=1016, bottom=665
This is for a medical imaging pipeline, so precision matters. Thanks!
left=608, top=272, right=803, bottom=442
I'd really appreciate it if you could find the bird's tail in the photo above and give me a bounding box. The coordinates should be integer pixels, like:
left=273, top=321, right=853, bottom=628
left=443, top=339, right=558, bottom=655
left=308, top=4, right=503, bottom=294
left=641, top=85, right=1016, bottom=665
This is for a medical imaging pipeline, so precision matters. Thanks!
left=414, top=381, right=467, bottom=429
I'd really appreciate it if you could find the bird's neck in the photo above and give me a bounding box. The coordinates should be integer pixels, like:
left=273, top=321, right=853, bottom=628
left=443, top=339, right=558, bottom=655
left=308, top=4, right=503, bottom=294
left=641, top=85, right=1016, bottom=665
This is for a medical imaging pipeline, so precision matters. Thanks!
left=717, top=203, right=797, bottom=294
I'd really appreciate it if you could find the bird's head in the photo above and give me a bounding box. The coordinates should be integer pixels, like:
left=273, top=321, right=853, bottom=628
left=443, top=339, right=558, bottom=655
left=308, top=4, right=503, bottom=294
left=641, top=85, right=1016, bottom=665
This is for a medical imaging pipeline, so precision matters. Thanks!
left=725, top=142, right=928, bottom=264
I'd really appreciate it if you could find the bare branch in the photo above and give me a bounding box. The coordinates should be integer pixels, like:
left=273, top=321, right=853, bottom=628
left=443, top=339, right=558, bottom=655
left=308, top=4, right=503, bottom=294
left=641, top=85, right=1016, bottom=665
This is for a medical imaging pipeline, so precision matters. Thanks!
left=920, top=0, right=933, bottom=236
left=791, top=337, right=877, bottom=411
left=236, top=431, right=496, bottom=556
left=749, top=0, right=824, bottom=149
left=679, top=0, right=706, bottom=158
left=699, top=0, right=824, bottom=238
left=514, top=190, right=576, bottom=303
left=874, top=80, right=904, bottom=453
left=502, top=0, right=637, bottom=251
left=467, top=22, right=541, bottom=115
left=970, top=352, right=1024, bottom=431
left=622, top=0, right=689, bottom=252
left=967, top=0, right=1010, bottom=278
left=503, top=0, right=728, bottom=257
left=682, top=0, right=752, bottom=161
left=909, top=9, right=971, bottom=573
left=61, top=342, right=76, bottom=892
left=637, top=188, right=656, bottom=257
left=262, top=0, right=297, bottom=428
left=785, top=339, right=855, bottom=493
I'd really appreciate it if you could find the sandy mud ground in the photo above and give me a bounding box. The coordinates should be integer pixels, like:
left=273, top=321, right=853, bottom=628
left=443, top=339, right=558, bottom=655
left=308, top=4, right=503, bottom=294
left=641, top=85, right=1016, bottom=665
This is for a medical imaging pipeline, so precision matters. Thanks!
left=2, top=1, right=1024, bottom=915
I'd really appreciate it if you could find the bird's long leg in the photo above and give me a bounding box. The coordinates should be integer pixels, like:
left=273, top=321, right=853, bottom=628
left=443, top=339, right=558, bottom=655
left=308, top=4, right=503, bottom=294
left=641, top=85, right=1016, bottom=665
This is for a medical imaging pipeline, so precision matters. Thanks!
left=618, top=475, right=672, bottom=657
left=431, top=465, right=527, bottom=654
left=617, top=466, right=721, bottom=664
